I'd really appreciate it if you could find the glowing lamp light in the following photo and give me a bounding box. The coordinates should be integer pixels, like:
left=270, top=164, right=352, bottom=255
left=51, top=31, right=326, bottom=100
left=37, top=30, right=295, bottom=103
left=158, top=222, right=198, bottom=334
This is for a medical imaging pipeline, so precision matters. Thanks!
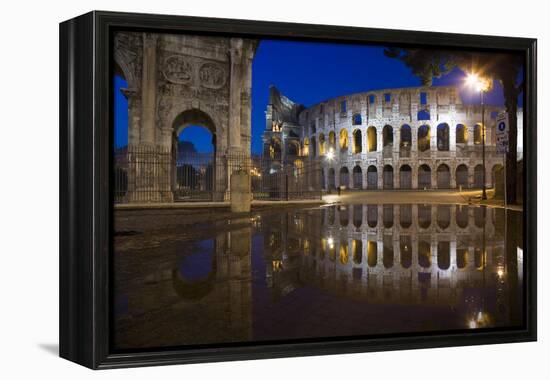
left=327, top=237, right=334, bottom=249
left=465, top=72, right=490, bottom=92
left=468, top=319, right=477, bottom=329
left=497, top=268, right=505, bottom=278
left=326, top=147, right=335, bottom=161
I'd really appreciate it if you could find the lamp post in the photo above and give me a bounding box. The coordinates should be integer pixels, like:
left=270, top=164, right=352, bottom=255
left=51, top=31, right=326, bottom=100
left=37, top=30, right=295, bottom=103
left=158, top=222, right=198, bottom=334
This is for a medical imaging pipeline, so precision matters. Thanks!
left=466, top=73, right=490, bottom=200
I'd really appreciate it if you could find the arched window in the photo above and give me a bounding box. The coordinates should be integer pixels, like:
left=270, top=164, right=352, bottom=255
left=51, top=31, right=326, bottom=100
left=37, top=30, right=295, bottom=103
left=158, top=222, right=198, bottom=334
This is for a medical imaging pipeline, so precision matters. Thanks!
left=383, top=125, right=393, bottom=147
left=418, top=125, right=430, bottom=152
left=367, top=205, right=378, bottom=227
left=339, top=129, right=348, bottom=151
left=437, top=241, right=451, bottom=270
left=383, top=236, right=394, bottom=268
left=437, top=205, right=451, bottom=229
left=383, top=165, right=394, bottom=189
left=456, top=124, right=467, bottom=144
left=339, top=206, right=349, bottom=227
left=318, top=133, right=326, bottom=155
left=400, top=205, right=412, bottom=228
left=418, top=240, right=431, bottom=268
left=474, top=164, right=484, bottom=188
left=367, top=127, right=377, bottom=152
left=456, top=205, right=469, bottom=228
left=352, top=239, right=362, bottom=264
left=328, top=168, right=336, bottom=189
left=340, top=167, right=349, bottom=188
left=436, top=164, right=451, bottom=189
left=367, top=165, right=378, bottom=189
left=352, top=113, right=362, bottom=125
left=352, top=129, right=362, bottom=153
left=302, top=137, right=310, bottom=156
left=456, top=164, right=468, bottom=188
left=400, top=124, right=412, bottom=157
left=310, top=136, right=316, bottom=157
left=353, top=166, right=363, bottom=189
left=417, top=109, right=430, bottom=120
left=437, top=123, right=449, bottom=151
left=474, top=124, right=483, bottom=145
left=418, top=205, right=431, bottom=229
left=367, top=241, right=377, bottom=267
left=383, top=204, right=394, bottom=228
left=353, top=205, right=363, bottom=227
left=418, top=164, right=431, bottom=189
left=399, top=164, right=412, bottom=189
left=400, top=236, right=412, bottom=268
left=328, top=131, right=336, bottom=149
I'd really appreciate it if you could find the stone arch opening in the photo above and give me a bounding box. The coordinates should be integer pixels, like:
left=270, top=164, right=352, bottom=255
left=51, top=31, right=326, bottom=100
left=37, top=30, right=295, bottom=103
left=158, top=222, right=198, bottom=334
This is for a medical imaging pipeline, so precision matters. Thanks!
left=400, top=124, right=412, bottom=157
left=418, top=164, right=431, bottom=189
left=353, top=165, right=363, bottom=189
left=367, top=241, right=377, bottom=267
left=437, top=241, right=451, bottom=270
left=437, top=123, right=450, bottom=151
left=474, top=124, right=483, bottom=145
left=352, top=129, right=362, bottom=154
left=456, top=205, right=469, bottom=228
left=367, top=205, right=378, bottom=228
left=399, top=164, right=412, bottom=189
left=328, top=130, right=336, bottom=150
left=383, top=165, right=394, bottom=189
left=367, top=165, right=378, bottom=189
left=418, top=205, right=431, bottom=229
left=456, top=164, right=469, bottom=188
left=340, top=167, right=350, bottom=188
left=437, top=205, right=451, bottom=229
left=418, top=240, right=431, bottom=268
left=400, top=204, right=412, bottom=228
left=318, top=133, right=326, bottom=155
left=352, top=239, right=362, bottom=264
left=456, top=240, right=469, bottom=269
left=383, top=236, right=394, bottom=268
left=328, top=167, right=336, bottom=189
left=383, top=125, right=393, bottom=148
left=339, top=241, right=349, bottom=265
left=339, top=206, right=349, bottom=226
left=302, top=137, right=310, bottom=156
left=474, top=164, right=484, bottom=188
left=172, top=109, right=218, bottom=201
left=339, top=129, right=348, bottom=151
left=436, top=164, right=451, bottom=189
left=400, top=235, right=412, bottom=269
left=367, top=126, right=377, bottom=152
left=353, top=205, right=363, bottom=228
left=287, top=140, right=300, bottom=156
left=418, top=125, right=430, bottom=152
left=456, top=124, right=467, bottom=144
left=383, top=204, right=394, bottom=228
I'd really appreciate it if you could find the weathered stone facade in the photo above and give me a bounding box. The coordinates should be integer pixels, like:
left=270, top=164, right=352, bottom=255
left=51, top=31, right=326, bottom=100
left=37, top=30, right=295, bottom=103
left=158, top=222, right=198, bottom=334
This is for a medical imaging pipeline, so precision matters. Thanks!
left=114, top=32, right=258, bottom=202
left=263, top=85, right=523, bottom=191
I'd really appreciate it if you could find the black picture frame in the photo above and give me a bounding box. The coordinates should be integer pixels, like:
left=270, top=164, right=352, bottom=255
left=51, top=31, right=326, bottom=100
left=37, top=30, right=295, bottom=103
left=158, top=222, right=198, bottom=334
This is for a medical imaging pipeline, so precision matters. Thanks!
left=59, top=10, right=537, bottom=369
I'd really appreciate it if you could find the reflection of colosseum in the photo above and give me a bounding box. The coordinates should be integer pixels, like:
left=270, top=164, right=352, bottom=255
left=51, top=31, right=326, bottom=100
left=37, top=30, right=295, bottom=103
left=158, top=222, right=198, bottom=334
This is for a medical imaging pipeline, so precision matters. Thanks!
left=263, top=204, right=523, bottom=329
left=263, top=86, right=523, bottom=190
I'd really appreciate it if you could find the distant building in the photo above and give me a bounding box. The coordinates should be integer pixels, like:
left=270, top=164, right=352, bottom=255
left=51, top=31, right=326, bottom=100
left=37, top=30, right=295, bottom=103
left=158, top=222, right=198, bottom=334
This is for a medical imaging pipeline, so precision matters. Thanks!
left=263, top=85, right=523, bottom=190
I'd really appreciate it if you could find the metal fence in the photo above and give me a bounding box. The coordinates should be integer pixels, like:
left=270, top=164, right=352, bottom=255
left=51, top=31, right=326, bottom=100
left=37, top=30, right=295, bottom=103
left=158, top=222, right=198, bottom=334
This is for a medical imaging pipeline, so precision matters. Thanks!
left=114, top=146, right=323, bottom=203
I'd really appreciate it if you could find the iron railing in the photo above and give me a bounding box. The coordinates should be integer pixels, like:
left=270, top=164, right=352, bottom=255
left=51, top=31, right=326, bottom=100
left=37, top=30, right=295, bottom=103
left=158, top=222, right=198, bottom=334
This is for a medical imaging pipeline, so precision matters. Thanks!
left=114, top=147, right=323, bottom=203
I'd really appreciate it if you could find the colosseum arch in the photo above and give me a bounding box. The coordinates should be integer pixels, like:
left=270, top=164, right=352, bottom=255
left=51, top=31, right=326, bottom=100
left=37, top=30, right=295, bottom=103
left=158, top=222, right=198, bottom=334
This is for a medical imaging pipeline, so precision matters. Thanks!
left=383, top=165, right=394, bottom=189
left=339, top=129, right=349, bottom=151
left=318, top=133, right=326, bottom=155
left=352, top=165, right=363, bottom=189
left=340, top=166, right=350, bottom=188
left=302, top=137, right=310, bottom=156
left=287, top=140, right=300, bottom=156
left=474, top=124, right=484, bottom=145
left=339, top=206, right=349, bottom=226
left=383, top=236, right=394, bottom=268
left=456, top=124, right=467, bottom=144
left=267, top=136, right=282, bottom=159
left=328, top=130, right=336, bottom=150
left=352, top=113, right=362, bottom=126
left=437, top=205, right=451, bottom=229
left=383, top=204, right=394, bottom=228
left=382, top=125, right=393, bottom=148
left=436, top=163, right=451, bottom=189
left=456, top=205, right=469, bottom=228
left=437, top=241, right=451, bottom=270
left=352, top=239, right=362, bottom=264
left=367, top=205, right=378, bottom=227
left=437, top=123, right=450, bottom=151
left=352, top=129, right=362, bottom=153
left=399, top=164, right=412, bottom=189
left=400, top=236, right=412, bottom=268
left=473, top=164, right=484, bottom=188
left=367, top=127, right=377, bottom=152
left=418, top=164, right=432, bottom=189
left=400, top=124, right=412, bottom=157
left=418, top=205, right=431, bottom=228
left=455, top=164, right=469, bottom=188
left=367, top=240, right=377, bottom=267
left=328, top=167, right=336, bottom=189
left=418, top=125, right=430, bottom=152
left=353, top=205, right=363, bottom=228
left=310, top=136, right=317, bottom=157
left=418, top=240, right=431, bottom=268
left=367, top=165, right=378, bottom=189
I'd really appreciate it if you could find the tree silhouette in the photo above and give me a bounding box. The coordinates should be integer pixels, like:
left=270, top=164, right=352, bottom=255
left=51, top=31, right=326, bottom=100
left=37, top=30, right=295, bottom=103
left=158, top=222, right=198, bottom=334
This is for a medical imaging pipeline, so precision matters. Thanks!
left=385, top=48, right=523, bottom=203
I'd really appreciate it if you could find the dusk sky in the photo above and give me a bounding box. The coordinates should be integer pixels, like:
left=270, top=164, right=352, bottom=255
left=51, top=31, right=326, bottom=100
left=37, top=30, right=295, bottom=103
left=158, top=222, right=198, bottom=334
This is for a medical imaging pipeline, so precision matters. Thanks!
left=114, top=39, right=515, bottom=153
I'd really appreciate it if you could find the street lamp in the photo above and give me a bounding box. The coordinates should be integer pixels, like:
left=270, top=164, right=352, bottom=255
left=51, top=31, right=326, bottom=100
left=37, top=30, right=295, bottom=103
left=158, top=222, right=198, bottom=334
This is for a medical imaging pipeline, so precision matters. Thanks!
left=326, top=147, right=335, bottom=161
left=466, top=72, right=491, bottom=200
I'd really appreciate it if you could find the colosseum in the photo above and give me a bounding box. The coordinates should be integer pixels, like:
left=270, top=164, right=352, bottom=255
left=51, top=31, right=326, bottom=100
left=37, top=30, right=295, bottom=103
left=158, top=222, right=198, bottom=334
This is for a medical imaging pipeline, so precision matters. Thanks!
left=262, top=85, right=523, bottom=191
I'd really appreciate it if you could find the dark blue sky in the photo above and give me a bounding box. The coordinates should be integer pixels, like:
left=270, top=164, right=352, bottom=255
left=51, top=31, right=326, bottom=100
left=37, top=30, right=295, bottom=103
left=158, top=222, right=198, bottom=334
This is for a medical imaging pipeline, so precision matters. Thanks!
left=114, top=39, right=513, bottom=153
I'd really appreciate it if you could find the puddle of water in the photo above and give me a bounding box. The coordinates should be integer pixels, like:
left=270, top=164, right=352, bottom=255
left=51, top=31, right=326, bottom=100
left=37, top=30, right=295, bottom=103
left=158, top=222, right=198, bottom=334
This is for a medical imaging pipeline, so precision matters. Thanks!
left=113, top=204, right=523, bottom=350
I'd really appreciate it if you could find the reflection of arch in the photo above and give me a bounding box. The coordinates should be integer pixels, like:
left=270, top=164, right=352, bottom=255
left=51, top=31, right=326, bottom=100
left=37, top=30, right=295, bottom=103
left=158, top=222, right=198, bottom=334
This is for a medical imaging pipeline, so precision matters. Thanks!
left=437, top=241, right=450, bottom=270
left=456, top=124, right=467, bottom=144
left=339, top=206, right=349, bottom=226
left=339, top=242, right=349, bottom=264
left=437, top=205, right=451, bottom=229
left=352, top=129, right=362, bottom=153
left=352, top=239, right=362, bottom=264
left=456, top=245, right=468, bottom=269
left=400, top=205, right=412, bottom=228
left=383, top=237, right=394, bottom=268
left=339, top=129, right=348, bottom=151
left=353, top=205, right=363, bottom=228
left=456, top=205, right=469, bottom=228
left=418, top=240, right=431, bottom=268
left=340, top=167, right=349, bottom=188
left=418, top=125, right=430, bottom=152
left=367, top=205, right=378, bottom=227
left=418, top=205, right=431, bottom=229
left=436, top=164, right=451, bottom=189
left=172, top=240, right=216, bottom=300
left=399, top=164, right=412, bottom=189
left=367, top=241, right=377, bottom=267
left=367, top=126, right=377, bottom=152
left=367, top=165, right=378, bottom=189
left=353, top=165, right=363, bottom=189
left=418, top=164, right=431, bottom=189
left=456, top=164, right=469, bottom=188
left=400, top=236, right=412, bottom=268
left=383, top=165, right=394, bottom=189
left=383, top=204, right=394, bottom=228
left=437, top=123, right=449, bottom=151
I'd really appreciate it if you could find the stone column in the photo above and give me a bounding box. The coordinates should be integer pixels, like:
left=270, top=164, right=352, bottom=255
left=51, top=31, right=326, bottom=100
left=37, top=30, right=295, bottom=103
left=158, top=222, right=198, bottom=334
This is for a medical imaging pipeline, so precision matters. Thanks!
left=228, top=38, right=244, bottom=154
left=140, top=33, right=158, bottom=145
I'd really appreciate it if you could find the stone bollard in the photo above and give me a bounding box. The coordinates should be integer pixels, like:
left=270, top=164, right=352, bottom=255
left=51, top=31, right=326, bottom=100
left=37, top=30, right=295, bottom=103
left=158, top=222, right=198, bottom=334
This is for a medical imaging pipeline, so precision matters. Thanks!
left=230, top=170, right=251, bottom=213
